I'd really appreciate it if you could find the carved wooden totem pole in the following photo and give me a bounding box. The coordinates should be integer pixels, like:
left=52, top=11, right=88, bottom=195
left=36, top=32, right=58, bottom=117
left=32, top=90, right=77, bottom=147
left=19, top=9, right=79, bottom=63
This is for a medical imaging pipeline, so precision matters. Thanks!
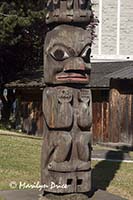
left=41, top=0, right=94, bottom=195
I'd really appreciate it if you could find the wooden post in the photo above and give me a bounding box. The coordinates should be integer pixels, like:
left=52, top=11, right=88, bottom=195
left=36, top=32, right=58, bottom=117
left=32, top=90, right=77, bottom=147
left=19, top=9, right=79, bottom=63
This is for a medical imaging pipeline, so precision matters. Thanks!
left=41, top=0, right=95, bottom=195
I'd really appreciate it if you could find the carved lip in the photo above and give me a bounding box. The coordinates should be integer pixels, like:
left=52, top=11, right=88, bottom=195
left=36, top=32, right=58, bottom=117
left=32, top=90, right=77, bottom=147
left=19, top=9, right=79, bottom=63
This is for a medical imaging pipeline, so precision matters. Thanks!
left=56, top=72, right=89, bottom=82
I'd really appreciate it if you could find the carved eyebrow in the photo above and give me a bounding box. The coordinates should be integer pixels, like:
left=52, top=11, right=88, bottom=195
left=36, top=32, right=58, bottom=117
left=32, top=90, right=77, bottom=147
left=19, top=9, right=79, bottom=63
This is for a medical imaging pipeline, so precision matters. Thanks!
left=49, top=43, right=75, bottom=56
left=52, top=43, right=68, bottom=49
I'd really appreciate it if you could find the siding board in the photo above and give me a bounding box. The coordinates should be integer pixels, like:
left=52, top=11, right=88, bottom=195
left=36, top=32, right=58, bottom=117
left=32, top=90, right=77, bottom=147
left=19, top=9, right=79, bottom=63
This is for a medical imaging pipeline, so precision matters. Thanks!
left=130, top=95, right=133, bottom=145
left=92, top=101, right=109, bottom=143
left=109, top=89, right=121, bottom=143
left=103, top=102, right=109, bottom=142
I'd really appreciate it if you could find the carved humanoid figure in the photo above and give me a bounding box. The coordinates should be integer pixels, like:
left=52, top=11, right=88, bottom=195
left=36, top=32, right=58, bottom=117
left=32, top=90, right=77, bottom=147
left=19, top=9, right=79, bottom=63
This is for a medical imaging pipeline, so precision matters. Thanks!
left=44, top=25, right=92, bottom=85
left=40, top=1, right=126, bottom=200
left=41, top=0, right=93, bottom=194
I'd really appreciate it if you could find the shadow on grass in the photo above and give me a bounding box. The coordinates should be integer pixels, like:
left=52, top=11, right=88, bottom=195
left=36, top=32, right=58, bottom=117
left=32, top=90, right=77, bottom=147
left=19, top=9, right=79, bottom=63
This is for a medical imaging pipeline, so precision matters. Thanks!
left=92, top=148, right=129, bottom=192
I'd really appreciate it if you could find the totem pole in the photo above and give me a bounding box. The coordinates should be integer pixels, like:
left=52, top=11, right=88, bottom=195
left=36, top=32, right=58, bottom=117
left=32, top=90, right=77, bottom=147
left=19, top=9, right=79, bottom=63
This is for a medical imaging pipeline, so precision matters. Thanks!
left=41, top=0, right=94, bottom=195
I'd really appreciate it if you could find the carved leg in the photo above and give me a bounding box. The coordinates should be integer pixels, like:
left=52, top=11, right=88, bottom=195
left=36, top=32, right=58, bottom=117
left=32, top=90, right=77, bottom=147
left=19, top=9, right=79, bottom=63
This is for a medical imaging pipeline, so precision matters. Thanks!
left=52, top=133, right=72, bottom=162
left=48, top=132, right=72, bottom=171
left=77, top=133, right=91, bottom=161
left=73, top=132, right=91, bottom=171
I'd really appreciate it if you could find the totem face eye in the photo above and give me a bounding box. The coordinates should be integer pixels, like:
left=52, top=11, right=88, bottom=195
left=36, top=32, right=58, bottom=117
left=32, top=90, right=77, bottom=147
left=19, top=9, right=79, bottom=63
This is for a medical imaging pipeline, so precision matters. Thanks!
left=50, top=47, right=70, bottom=61
left=80, top=45, right=91, bottom=63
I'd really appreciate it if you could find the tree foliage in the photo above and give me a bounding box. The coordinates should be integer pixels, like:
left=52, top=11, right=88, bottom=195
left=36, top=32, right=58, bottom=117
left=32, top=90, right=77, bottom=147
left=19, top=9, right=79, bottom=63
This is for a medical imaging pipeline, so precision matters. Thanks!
left=0, top=0, right=47, bottom=83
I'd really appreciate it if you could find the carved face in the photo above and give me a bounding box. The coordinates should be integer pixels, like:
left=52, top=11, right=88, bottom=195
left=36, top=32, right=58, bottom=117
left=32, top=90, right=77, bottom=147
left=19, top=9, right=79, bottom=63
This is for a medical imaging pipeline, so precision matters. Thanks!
left=44, top=25, right=92, bottom=85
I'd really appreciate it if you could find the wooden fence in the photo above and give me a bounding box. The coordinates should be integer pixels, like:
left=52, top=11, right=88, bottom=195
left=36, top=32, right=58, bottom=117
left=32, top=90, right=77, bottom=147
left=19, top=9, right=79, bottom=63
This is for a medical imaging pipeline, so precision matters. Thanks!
left=92, top=101, right=109, bottom=143
left=109, top=89, right=133, bottom=145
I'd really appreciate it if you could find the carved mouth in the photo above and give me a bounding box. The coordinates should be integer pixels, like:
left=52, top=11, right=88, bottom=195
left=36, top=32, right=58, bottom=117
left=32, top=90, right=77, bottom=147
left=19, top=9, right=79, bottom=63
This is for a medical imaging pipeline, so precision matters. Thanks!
left=56, top=70, right=89, bottom=82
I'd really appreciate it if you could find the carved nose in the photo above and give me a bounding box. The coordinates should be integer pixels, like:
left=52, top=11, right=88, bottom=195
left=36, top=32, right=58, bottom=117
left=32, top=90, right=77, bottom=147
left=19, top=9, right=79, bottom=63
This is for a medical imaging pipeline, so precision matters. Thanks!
left=64, top=57, right=85, bottom=71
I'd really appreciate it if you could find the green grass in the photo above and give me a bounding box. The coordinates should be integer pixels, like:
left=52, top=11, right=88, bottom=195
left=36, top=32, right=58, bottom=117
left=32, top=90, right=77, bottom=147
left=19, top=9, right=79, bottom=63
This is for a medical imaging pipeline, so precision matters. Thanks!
left=0, top=135, right=133, bottom=200
left=0, top=135, right=42, bottom=190
left=0, top=128, right=42, bottom=140
left=92, top=161, right=133, bottom=200
left=129, top=151, right=133, bottom=159
left=0, top=197, right=5, bottom=200
left=93, top=144, right=118, bottom=151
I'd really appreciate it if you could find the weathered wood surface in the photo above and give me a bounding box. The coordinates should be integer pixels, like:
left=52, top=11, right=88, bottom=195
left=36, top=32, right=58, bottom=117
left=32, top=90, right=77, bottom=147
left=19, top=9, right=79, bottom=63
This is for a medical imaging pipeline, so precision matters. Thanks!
left=109, top=89, right=133, bottom=144
left=46, top=0, right=93, bottom=24
left=42, top=23, right=93, bottom=193
left=41, top=0, right=93, bottom=194
left=92, top=102, right=109, bottom=143
left=109, top=89, right=121, bottom=143
left=44, top=25, right=92, bottom=85
left=19, top=101, right=43, bottom=136
left=41, top=87, right=92, bottom=193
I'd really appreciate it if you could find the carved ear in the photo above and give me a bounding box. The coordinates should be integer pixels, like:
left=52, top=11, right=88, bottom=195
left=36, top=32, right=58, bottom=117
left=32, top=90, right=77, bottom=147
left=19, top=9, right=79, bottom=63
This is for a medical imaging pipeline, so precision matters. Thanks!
left=80, top=45, right=91, bottom=63
left=79, top=0, right=86, bottom=9
left=78, top=89, right=91, bottom=103
left=53, top=0, right=59, bottom=4
left=79, top=0, right=91, bottom=9
left=67, top=0, right=73, bottom=9
left=47, top=0, right=52, bottom=9
left=47, top=0, right=60, bottom=10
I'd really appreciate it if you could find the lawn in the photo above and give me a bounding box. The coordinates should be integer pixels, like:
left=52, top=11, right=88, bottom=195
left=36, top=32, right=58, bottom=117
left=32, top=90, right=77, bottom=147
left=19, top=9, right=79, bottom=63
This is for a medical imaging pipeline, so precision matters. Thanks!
left=0, top=197, right=5, bottom=200
left=92, top=161, right=133, bottom=200
left=0, top=134, right=133, bottom=200
left=0, top=135, right=41, bottom=191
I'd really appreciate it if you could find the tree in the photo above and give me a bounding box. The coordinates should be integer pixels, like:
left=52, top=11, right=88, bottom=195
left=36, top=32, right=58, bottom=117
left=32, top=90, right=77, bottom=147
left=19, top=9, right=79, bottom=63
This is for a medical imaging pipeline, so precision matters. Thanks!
left=0, top=1, right=47, bottom=127
left=0, top=0, right=47, bottom=84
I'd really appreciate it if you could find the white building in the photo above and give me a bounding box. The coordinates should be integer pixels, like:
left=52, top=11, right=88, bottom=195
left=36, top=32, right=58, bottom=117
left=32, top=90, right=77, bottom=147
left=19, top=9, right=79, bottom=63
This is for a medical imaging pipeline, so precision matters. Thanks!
left=92, top=0, right=133, bottom=61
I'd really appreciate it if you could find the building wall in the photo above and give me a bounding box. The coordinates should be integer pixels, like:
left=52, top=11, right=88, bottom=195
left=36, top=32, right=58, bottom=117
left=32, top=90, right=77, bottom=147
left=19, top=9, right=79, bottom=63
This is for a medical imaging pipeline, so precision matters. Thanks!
left=120, top=0, right=133, bottom=55
left=92, top=0, right=133, bottom=59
